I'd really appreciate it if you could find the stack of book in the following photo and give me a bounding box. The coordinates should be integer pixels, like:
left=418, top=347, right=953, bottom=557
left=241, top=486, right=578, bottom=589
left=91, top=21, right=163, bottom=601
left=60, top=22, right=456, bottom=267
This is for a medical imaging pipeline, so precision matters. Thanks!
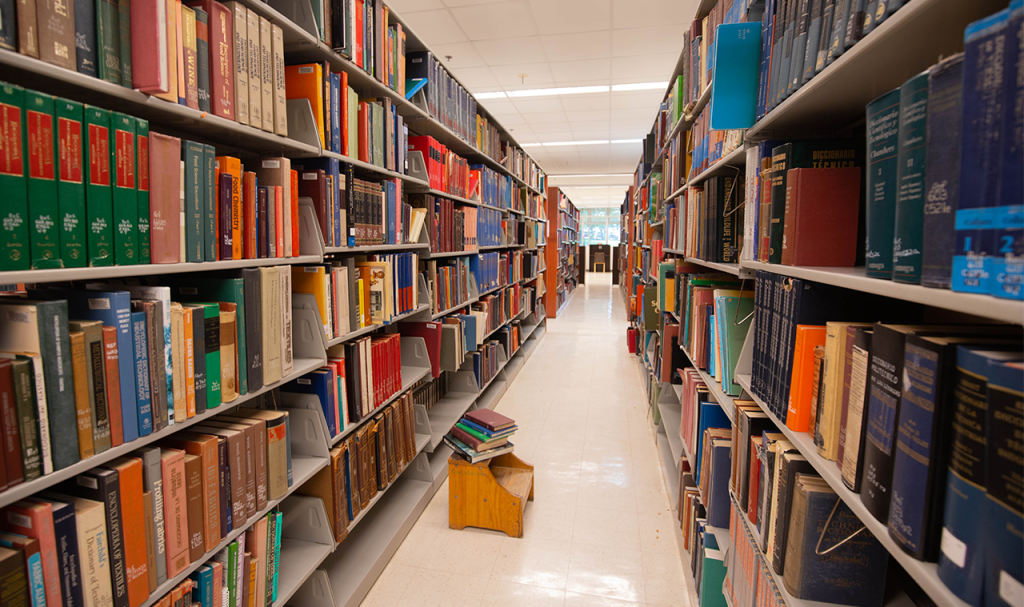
left=444, top=410, right=516, bottom=464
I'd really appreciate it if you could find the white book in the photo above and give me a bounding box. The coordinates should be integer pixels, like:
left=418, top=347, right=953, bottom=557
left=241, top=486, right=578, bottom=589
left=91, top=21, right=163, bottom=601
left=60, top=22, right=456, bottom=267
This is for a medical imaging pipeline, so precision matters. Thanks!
left=223, top=1, right=249, bottom=125
left=260, top=267, right=282, bottom=385
left=271, top=24, right=288, bottom=136
left=743, top=145, right=759, bottom=261
left=259, top=17, right=274, bottom=133
left=246, top=9, right=262, bottom=129
left=280, top=268, right=292, bottom=376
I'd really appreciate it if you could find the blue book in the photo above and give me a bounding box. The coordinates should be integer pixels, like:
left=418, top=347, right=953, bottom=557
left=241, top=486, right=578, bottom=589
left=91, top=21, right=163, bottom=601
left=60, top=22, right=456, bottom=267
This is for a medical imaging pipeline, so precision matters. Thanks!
left=938, top=346, right=1022, bottom=605
left=36, top=496, right=83, bottom=607
left=282, top=370, right=337, bottom=437
left=694, top=400, right=730, bottom=480
left=31, top=288, right=141, bottom=442
left=0, top=532, right=46, bottom=607
left=989, top=0, right=1024, bottom=300
left=459, top=418, right=516, bottom=438
left=953, top=9, right=1009, bottom=293
left=190, top=565, right=214, bottom=607
left=130, top=311, right=153, bottom=436
left=710, top=22, right=762, bottom=130
left=330, top=72, right=341, bottom=154
left=405, top=78, right=427, bottom=99
left=985, top=359, right=1024, bottom=607
left=706, top=437, right=732, bottom=528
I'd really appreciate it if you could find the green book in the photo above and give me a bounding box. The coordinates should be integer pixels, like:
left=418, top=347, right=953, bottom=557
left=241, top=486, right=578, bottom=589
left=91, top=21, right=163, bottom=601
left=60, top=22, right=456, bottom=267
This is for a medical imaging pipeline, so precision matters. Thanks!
left=183, top=140, right=205, bottom=262
left=264, top=513, right=276, bottom=606
left=190, top=303, right=221, bottom=408
left=9, top=358, right=42, bottom=481
left=0, top=83, right=30, bottom=271
left=55, top=98, right=87, bottom=268
left=117, top=0, right=131, bottom=87
left=135, top=118, right=150, bottom=263
left=865, top=88, right=902, bottom=278
left=25, top=90, right=62, bottom=269
left=892, top=71, right=929, bottom=285
left=454, top=422, right=503, bottom=443
left=202, top=144, right=216, bottom=261
left=226, top=541, right=238, bottom=607
left=96, top=0, right=122, bottom=84
left=111, top=111, right=137, bottom=265
left=673, top=75, right=685, bottom=125
left=84, top=106, right=114, bottom=266
left=173, top=278, right=247, bottom=395
left=194, top=8, right=211, bottom=113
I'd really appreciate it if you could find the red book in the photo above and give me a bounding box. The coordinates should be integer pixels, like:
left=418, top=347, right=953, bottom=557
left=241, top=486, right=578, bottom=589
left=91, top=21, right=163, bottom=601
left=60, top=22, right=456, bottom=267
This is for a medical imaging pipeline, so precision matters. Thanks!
left=243, top=172, right=257, bottom=259
left=148, top=132, right=182, bottom=264
left=291, top=170, right=299, bottom=257
left=463, top=409, right=514, bottom=432
left=185, top=0, right=233, bottom=120
left=339, top=71, right=349, bottom=157
left=780, top=167, right=862, bottom=267
left=105, top=457, right=149, bottom=607
left=357, top=103, right=369, bottom=163
left=274, top=186, right=284, bottom=257
left=0, top=360, right=22, bottom=489
left=354, top=0, right=363, bottom=69
left=131, top=0, right=170, bottom=93
left=2, top=501, right=62, bottom=607
left=102, top=325, right=125, bottom=448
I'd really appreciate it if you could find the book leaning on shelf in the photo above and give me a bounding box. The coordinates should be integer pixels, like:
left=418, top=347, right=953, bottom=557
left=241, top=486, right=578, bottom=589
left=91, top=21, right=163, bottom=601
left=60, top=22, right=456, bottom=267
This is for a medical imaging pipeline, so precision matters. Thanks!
left=0, top=0, right=288, bottom=134
left=0, top=82, right=301, bottom=272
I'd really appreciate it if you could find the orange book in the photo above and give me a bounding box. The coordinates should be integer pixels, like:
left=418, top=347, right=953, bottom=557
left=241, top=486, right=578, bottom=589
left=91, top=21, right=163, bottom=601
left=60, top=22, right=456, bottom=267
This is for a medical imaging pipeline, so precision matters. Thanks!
left=274, top=186, right=284, bottom=257
left=101, top=326, right=125, bottom=448
left=243, top=171, right=258, bottom=259
left=106, top=457, right=149, bottom=607
left=162, top=432, right=220, bottom=551
left=785, top=325, right=827, bottom=432
left=183, top=306, right=196, bottom=418
left=215, top=156, right=242, bottom=260
left=290, top=170, right=299, bottom=257
left=284, top=64, right=324, bottom=146
left=155, top=0, right=179, bottom=103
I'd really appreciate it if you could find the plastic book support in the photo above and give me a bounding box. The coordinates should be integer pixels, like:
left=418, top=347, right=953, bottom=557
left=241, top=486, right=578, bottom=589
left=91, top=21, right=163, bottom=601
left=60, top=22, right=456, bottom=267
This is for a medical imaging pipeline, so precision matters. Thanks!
left=287, top=99, right=323, bottom=152
left=267, top=0, right=319, bottom=42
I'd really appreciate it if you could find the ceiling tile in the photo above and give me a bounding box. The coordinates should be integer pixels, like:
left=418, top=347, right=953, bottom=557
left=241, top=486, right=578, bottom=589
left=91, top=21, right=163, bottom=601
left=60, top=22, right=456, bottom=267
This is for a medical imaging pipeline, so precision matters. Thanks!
left=611, top=53, right=679, bottom=81
left=399, top=10, right=469, bottom=45
left=533, top=130, right=576, bottom=140
left=562, top=93, right=612, bottom=110
left=451, top=2, right=537, bottom=40
left=474, top=37, right=548, bottom=65
left=529, top=0, right=611, bottom=35
left=477, top=98, right=519, bottom=114
left=565, top=109, right=611, bottom=122
left=609, top=127, right=646, bottom=139
left=452, top=66, right=500, bottom=88
left=610, top=107, right=647, bottom=121
left=443, top=0, right=507, bottom=6
left=612, top=24, right=684, bottom=57
left=612, top=0, right=696, bottom=29
left=569, top=119, right=612, bottom=132
left=512, top=98, right=564, bottom=113
left=387, top=0, right=445, bottom=11
left=610, top=90, right=665, bottom=108
left=540, top=31, right=611, bottom=62
left=523, top=111, right=569, bottom=124
left=431, top=42, right=487, bottom=69
left=549, top=58, right=611, bottom=81
left=490, top=63, right=554, bottom=86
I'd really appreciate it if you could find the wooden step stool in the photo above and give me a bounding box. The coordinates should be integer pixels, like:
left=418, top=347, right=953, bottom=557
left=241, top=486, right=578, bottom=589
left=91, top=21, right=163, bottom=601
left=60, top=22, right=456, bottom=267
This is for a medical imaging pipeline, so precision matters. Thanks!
left=448, top=453, right=535, bottom=538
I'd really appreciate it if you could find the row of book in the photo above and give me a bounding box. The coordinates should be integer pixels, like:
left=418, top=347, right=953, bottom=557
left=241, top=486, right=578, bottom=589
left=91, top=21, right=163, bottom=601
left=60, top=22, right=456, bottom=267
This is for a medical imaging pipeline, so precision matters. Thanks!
left=409, top=196, right=506, bottom=253
left=686, top=110, right=744, bottom=183
left=673, top=174, right=746, bottom=265
left=315, top=0, right=403, bottom=100
left=426, top=257, right=472, bottom=316
left=470, top=252, right=506, bottom=294
left=406, top=51, right=481, bottom=150
left=409, top=136, right=473, bottom=199
left=0, top=405, right=293, bottom=607
left=0, top=269, right=293, bottom=488
left=746, top=269, right=1024, bottom=603
left=0, top=84, right=304, bottom=271
left=297, top=390, right=419, bottom=544
left=0, top=0, right=289, bottom=135
left=500, top=142, right=545, bottom=192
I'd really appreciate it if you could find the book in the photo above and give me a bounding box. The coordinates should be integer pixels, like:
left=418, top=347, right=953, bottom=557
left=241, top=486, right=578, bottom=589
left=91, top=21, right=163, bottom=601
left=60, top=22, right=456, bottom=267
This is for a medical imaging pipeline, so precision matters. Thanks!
left=183, top=140, right=205, bottom=262
left=0, top=83, right=31, bottom=271
left=183, top=454, right=205, bottom=563
left=222, top=1, right=248, bottom=126
left=101, top=326, right=124, bottom=447
left=148, top=132, right=182, bottom=264
left=105, top=457, right=148, bottom=607
left=770, top=450, right=813, bottom=575
left=890, top=71, right=930, bottom=285
left=259, top=17, right=273, bottom=133
left=463, top=409, right=514, bottom=432
left=24, top=90, right=60, bottom=270
left=0, top=532, right=44, bottom=607
left=245, top=7, right=261, bottom=129
left=96, top=0, right=122, bottom=84
left=66, top=468, right=128, bottom=607
left=130, top=0, right=169, bottom=93
left=864, top=88, right=901, bottom=279
left=193, top=7, right=210, bottom=112
left=133, top=447, right=166, bottom=587
left=443, top=434, right=514, bottom=464
left=69, top=320, right=113, bottom=454
left=985, top=360, right=1024, bottom=607
left=159, top=448, right=189, bottom=578
left=55, top=98, right=87, bottom=268
left=37, top=0, right=75, bottom=69
left=780, top=167, right=861, bottom=267
left=1, top=500, right=63, bottom=607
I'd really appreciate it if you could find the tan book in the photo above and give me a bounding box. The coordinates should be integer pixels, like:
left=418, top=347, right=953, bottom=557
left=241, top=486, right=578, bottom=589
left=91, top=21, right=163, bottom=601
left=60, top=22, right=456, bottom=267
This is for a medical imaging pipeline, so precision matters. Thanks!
left=258, top=16, right=273, bottom=133
left=219, top=305, right=238, bottom=401
left=820, top=322, right=871, bottom=461
left=191, top=425, right=246, bottom=527
left=270, top=24, right=287, bottom=136
left=37, top=0, right=76, bottom=69
left=170, top=303, right=186, bottom=423
left=156, top=0, right=179, bottom=103
left=221, top=415, right=268, bottom=511
left=16, top=0, right=39, bottom=57
left=259, top=266, right=281, bottom=384
left=297, top=445, right=347, bottom=542
left=69, top=331, right=96, bottom=459
left=765, top=440, right=795, bottom=561
left=243, top=517, right=266, bottom=606
left=184, top=454, right=205, bottom=563
left=202, top=420, right=257, bottom=518
left=181, top=5, right=199, bottom=110
left=280, top=268, right=292, bottom=375
left=223, top=1, right=249, bottom=125
left=64, top=495, right=113, bottom=607
left=162, top=432, right=221, bottom=551
left=245, top=8, right=261, bottom=128
left=68, top=320, right=111, bottom=454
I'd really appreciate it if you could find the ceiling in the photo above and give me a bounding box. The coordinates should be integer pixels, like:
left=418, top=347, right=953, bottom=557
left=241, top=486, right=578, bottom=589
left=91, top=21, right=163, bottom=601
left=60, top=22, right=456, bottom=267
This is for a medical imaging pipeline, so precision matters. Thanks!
left=388, top=0, right=701, bottom=207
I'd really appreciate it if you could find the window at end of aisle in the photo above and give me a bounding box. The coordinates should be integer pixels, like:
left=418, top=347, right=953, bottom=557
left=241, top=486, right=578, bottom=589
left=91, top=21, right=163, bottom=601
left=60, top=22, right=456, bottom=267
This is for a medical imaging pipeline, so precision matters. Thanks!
left=581, top=207, right=621, bottom=246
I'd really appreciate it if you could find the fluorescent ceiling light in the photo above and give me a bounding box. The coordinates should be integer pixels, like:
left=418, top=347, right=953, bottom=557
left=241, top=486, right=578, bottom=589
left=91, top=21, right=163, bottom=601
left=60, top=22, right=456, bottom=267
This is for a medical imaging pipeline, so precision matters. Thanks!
left=506, top=85, right=609, bottom=98
left=611, top=82, right=668, bottom=91
left=551, top=173, right=633, bottom=178
left=476, top=92, right=507, bottom=99
left=543, top=140, right=609, bottom=147
left=521, top=143, right=543, bottom=147
left=610, top=139, right=643, bottom=144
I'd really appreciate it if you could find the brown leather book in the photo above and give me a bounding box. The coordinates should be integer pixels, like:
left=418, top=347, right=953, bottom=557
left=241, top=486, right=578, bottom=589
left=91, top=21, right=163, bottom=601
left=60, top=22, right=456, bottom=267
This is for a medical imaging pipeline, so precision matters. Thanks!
left=202, top=420, right=256, bottom=518
left=0, top=545, right=28, bottom=607
left=104, top=456, right=149, bottom=607
left=183, top=454, right=205, bottom=564
left=0, top=359, right=23, bottom=488
left=296, top=446, right=346, bottom=543
left=191, top=425, right=246, bottom=528
left=15, top=0, right=39, bottom=56
left=344, top=437, right=361, bottom=521
left=332, top=445, right=348, bottom=534
left=162, top=432, right=221, bottom=551
left=463, top=409, right=514, bottom=431
left=780, top=167, right=862, bottom=267
left=102, top=326, right=125, bottom=448
left=159, top=448, right=189, bottom=577
left=69, top=331, right=96, bottom=459
left=221, top=415, right=267, bottom=511
left=229, top=409, right=287, bottom=500
left=37, top=0, right=75, bottom=68
left=148, top=132, right=182, bottom=264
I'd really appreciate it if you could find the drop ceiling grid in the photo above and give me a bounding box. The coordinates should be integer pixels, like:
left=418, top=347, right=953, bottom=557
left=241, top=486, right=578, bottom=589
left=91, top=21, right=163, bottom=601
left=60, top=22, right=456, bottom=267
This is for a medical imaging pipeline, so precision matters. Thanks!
left=387, top=0, right=700, bottom=177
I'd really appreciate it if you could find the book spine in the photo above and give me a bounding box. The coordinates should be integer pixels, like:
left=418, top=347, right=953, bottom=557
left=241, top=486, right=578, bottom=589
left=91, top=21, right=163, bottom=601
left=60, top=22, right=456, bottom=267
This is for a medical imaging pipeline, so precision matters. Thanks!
left=865, top=89, right=901, bottom=279
left=135, top=119, right=150, bottom=264
left=96, top=0, right=122, bottom=84
left=202, top=144, right=216, bottom=261
left=185, top=454, right=205, bottom=563
left=0, top=84, right=30, bottom=271
left=131, top=312, right=153, bottom=436
left=184, top=141, right=205, bottom=262
left=182, top=6, right=198, bottom=110
left=204, top=307, right=222, bottom=408
left=111, top=112, right=138, bottom=265
left=891, top=72, right=929, bottom=284
left=25, top=90, right=62, bottom=269
left=102, top=326, right=124, bottom=447
left=12, top=0, right=37, bottom=56
left=272, top=24, right=288, bottom=136
left=952, top=9, right=1009, bottom=293
left=259, top=17, right=273, bottom=133
left=51, top=504, right=85, bottom=607
left=195, top=9, right=211, bottom=113
left=37, top=0, right=76, bottom=69
left=117, top=0, right=132, bottom=86
left=860, top=325, right=901, bottom=524
left=209, top=3, right=234, bottom=120
left=85, top=107, right=114, bottom=267
left=242, top=269, right=263, bottom=392
left=56, top=97, right=87, bottom=268
left=246, top=8, right=261, bottom=129
left=767, top=144, right=789, bottom=264
left=219, top=172, right=233, bottom=260
left=191, top=308, right=207, bottom=415
left=162, top=452, right=189, bottom=577
left=227, top=2, right=249, bottom=126
left=921, top=55, right=963, bottom=289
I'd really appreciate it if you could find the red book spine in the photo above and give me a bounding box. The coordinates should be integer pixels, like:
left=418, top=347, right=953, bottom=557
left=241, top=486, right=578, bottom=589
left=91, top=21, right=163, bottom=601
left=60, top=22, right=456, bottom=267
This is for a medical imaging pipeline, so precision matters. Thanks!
left=102, top=326, right=125, bottom=448
left=358, top=103, right=369, bottom=162
left=207, top=1, right=234, bottom=120
left=291, top=170, right=299, bottom=257
left=149, top=132, right=182, bottom=264
left=0, top=361, right=21, bottom=488
left=3, top=503, right=62, bottom=607
left=131, top=0, right=170, bottom=93
left=243, top=172, right=257, bottom=259
left=274, top=186, right=284, bottom=257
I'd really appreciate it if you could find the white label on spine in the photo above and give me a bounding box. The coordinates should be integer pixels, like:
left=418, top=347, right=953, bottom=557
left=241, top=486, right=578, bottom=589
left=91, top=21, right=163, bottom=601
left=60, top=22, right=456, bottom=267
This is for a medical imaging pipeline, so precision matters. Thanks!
left=6, top=512, right=30, bottom=528
left=1001, top=571, right=1024, bottom=606
left=88, top=298, right=111, bottom=310
left=262, top=160, right=280, bottom=169
left=940, top=528, right=967, bottom=568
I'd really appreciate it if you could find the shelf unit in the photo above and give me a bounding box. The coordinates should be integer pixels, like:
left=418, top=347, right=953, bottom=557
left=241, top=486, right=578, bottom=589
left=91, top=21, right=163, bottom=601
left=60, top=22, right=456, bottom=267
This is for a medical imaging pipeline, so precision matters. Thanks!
left=545, top=186, right=580, bottom=318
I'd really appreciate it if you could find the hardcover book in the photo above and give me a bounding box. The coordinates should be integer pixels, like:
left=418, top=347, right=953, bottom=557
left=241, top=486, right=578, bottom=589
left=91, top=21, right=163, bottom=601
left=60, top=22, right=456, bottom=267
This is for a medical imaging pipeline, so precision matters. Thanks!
left=56, top=98, right=87, bottom=268
left=864, top=88, right=901, bottom=279
left=148, top=132, right=182, bottom=264
left=891, top=71, right=930, bottom=284
left=0, top=83, right=31, bottom=271
left=25, top=90, right=61, bottom=269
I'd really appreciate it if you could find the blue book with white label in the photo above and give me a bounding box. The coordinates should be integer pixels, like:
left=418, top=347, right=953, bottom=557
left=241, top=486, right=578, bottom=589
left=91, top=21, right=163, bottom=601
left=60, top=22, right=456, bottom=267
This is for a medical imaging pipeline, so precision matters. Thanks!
left=330, top=72, right=341, bottom=154
left=130, top=311, right=153, bottom=436
left=282, top=370, right=337, bottom=437
left=189, top=565, right=214, bottom=607
left=953, top=8, right=1009, bottom=294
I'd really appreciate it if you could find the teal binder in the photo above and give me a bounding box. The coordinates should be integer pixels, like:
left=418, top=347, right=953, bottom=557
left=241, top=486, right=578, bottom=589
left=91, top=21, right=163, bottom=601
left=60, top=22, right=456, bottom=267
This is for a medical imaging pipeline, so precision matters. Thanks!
left=710, top=22, right=763, bottom=129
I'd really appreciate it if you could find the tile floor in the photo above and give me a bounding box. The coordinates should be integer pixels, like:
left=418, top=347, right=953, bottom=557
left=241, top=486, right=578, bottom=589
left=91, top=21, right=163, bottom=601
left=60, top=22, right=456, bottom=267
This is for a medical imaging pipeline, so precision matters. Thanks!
left=360, top=273, right=695, bottom=607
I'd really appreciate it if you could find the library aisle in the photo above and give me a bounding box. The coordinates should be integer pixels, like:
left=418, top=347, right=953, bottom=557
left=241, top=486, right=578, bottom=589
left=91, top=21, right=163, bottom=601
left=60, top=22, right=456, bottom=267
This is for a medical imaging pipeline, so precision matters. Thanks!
left=361, top=273, right=692, bottom=607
